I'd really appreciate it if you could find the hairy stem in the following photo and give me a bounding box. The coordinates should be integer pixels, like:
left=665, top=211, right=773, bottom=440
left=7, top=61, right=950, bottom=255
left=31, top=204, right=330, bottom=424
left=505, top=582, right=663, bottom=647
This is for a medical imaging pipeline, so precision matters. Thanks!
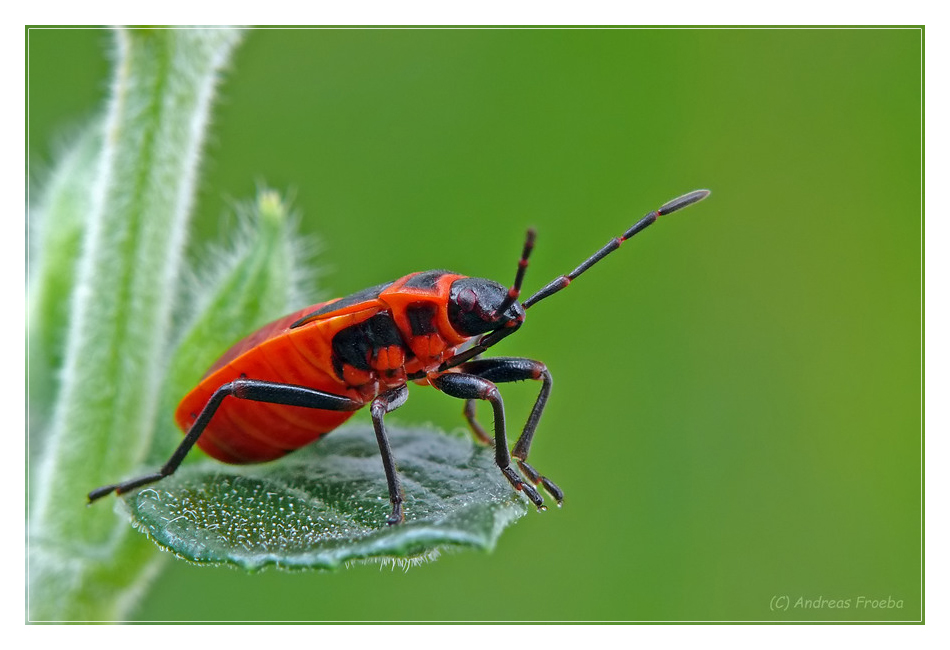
left=29, top=27, right=241, bottom=621
left=27, top=121, right=102, bottom=436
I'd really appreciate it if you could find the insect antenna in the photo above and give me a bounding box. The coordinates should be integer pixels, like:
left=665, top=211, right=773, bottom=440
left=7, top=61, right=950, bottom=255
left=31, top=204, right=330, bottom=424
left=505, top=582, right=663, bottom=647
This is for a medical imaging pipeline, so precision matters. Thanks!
left=493, top=227, right=536, bottom=319
left=430, top=189, right=710, bottom=375
left=522, top=189, right=710, bottom=309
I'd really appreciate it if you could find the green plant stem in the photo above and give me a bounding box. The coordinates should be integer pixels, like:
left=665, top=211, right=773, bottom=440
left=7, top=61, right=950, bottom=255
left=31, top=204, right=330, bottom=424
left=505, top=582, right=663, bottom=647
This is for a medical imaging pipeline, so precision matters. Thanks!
left=29, top=27, right=241, bottom=621
left=27, top=122, right=102, bottom=430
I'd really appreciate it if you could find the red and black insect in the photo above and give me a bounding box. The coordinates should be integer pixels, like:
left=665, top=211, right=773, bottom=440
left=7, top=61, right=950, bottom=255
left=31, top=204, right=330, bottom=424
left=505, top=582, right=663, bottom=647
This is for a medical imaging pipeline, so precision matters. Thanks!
left=89, top=189, right=710, bottom=524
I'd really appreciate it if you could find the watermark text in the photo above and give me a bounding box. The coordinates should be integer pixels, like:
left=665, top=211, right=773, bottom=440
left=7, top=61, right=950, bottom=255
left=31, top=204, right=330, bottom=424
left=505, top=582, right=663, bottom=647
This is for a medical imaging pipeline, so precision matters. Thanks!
left=769, top=595, right=904, bottom=612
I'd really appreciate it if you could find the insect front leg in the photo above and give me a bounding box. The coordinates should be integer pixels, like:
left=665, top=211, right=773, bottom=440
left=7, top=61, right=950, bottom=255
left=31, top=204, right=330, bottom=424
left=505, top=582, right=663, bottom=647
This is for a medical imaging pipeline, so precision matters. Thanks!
left=459, top=353, right=492, bottom=445
left=88, top=380, right=363, bottom=503
left=462, top=398, right=492, bottom=445
left=456, top=357, right=563, bottom=505
left=369, top=384, right=410, bottom=525
left=430, top=372, right=545, bottom=511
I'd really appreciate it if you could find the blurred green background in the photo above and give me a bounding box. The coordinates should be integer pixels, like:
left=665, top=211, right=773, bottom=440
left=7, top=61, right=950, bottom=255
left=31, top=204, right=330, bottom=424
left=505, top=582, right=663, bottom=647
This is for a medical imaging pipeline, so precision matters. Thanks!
left=27, top=28, right=921, bottom=621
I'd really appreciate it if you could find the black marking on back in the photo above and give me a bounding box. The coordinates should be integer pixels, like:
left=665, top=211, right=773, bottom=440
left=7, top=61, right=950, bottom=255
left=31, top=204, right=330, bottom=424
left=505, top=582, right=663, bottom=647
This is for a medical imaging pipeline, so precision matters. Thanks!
left=403, top=270, right=450, bottom=291
left=406, top=302, right=438, bottom=336
left=291, top=280, right=395, bottom=329
left=331, top=312, right=407, bottom=377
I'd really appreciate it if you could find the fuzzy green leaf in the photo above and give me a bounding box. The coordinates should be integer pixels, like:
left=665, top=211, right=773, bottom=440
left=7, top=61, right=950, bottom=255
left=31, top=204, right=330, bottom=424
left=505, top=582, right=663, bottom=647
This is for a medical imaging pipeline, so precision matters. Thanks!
left=122, top=425, right=529, bottom=570
left=151, top=189, right=312, bottom=466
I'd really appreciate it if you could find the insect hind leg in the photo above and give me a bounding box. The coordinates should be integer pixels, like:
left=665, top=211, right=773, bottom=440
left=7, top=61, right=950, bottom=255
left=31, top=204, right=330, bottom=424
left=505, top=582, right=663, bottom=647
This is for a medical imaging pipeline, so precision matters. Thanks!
left=87, top=379, right=363, bottom=504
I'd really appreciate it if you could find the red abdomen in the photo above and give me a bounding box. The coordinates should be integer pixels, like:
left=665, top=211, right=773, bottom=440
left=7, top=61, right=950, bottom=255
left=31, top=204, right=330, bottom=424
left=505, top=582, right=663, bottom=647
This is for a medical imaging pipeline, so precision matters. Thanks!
left=175, top=303, right=369, bottom=464
left=175, top=271, right=472, bottom=465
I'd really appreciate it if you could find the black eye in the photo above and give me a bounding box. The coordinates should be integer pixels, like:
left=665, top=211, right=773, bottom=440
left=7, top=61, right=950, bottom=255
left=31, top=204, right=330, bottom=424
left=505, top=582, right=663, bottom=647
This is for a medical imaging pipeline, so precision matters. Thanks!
left=448, top=278, right=507, bottom=336
left=457, top=287, right=477, bottom=312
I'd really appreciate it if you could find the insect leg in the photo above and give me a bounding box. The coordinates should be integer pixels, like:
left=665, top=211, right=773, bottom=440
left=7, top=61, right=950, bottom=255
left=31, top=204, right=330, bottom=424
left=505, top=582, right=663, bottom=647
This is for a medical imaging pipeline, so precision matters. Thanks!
left=370, top=384, right=410, bottom=525
left=456, top=357, right=562, bottom=504
left=456, top=354, right=493, bottom=445
left=462, top=399, right=492, bottom=445
left=430, top=372, right=545, bottom=510
left=88, top=379, right=363, bottom=503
